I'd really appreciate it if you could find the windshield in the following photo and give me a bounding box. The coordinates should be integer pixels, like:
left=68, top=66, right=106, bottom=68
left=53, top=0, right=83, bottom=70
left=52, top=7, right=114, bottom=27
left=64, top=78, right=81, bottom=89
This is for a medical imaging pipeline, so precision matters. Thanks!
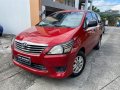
left=38, top=12, right=84, bottom=28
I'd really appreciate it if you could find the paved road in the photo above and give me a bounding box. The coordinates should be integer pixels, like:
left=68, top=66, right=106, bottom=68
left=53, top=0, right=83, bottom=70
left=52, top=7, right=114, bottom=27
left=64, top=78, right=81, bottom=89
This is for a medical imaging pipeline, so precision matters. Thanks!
left=0, top=27, right=120, bottom=90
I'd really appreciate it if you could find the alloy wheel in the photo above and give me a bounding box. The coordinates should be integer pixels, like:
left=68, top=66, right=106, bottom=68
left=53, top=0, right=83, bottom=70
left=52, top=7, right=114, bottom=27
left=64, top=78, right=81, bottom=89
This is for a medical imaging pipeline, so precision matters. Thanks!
left=73, top=56, right=84, bottom=74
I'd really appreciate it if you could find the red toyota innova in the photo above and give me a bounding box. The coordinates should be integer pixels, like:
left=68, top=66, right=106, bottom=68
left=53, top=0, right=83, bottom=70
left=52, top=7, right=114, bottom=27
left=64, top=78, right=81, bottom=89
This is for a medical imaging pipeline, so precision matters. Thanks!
left=11, top=10, right=103, bottom=79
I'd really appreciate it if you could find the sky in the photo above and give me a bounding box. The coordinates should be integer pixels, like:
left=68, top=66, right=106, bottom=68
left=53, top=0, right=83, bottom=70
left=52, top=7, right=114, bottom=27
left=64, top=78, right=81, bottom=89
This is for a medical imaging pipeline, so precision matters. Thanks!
left=92, top=0, right=120, bottom=12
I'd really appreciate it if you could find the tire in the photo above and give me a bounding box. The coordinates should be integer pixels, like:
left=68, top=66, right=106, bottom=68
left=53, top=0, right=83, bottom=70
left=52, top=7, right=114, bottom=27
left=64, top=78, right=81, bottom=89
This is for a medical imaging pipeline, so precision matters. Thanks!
left=0, top=33, right=2, bottom=36
left=71, top=51, right=86, bottom=77
left=103, top=27, right=105, bottom=34
left=0, top=25, right=3, bottom=36
left=94, top=37, right=102, bottom=50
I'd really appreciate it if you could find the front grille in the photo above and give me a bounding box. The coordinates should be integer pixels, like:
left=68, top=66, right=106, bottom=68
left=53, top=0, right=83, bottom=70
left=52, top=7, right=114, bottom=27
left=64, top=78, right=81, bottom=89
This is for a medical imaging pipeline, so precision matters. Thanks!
left=15, top=56, right=47, bottom=70
left=15, top=40, right=47, bottom=54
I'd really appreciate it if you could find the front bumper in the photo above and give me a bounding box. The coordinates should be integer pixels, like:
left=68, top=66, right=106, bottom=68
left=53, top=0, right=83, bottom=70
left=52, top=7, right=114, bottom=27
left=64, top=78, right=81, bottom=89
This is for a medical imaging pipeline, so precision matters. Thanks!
left=12, top=49, right=77, bottom=79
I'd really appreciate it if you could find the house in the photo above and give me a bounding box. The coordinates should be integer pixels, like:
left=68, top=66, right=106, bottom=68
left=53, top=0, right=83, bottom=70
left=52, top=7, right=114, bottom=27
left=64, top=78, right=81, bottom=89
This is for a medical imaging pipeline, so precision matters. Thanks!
left=79, top=0, right=93, bottom=10
left=0, top=0, right=92, bottom=35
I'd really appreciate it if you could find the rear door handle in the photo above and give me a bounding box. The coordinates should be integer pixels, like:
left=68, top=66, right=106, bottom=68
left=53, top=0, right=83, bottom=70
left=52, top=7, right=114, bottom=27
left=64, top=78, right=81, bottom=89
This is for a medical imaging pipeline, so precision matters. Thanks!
left=93, top=28, right=97, bottom=31
left=88, top=30, right=94, bottom=34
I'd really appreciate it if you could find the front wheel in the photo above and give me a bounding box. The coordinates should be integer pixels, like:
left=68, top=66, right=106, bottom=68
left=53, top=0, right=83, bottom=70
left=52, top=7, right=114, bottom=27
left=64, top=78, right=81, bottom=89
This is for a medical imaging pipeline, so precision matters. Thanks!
left=71, top=51, right=86, bottom=77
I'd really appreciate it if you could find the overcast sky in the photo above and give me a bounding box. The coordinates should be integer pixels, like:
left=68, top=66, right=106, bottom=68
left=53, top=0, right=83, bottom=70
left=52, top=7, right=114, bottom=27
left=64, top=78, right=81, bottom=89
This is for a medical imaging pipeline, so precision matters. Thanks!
left=93, top=0, right=120, bottom=12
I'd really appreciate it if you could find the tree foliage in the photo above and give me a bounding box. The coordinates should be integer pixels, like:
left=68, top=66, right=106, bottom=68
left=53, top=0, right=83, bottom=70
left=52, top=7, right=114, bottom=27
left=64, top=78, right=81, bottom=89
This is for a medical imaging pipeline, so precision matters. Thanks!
left=92, top=6, right=100, bottom=12
left=88, top=6, right=100, bottom=12
left=99, top=13, right=120, bottom=26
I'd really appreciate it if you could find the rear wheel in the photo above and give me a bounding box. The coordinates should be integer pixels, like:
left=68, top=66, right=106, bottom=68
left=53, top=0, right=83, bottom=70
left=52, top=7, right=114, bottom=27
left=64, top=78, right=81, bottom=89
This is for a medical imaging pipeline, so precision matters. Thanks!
left=71, top=51, right=86, bottom=77
left=0, top=25, right=3, bottom=36
left=0, top=33, right=2, bottom=36
left=94, top=37, right=102, bottom=50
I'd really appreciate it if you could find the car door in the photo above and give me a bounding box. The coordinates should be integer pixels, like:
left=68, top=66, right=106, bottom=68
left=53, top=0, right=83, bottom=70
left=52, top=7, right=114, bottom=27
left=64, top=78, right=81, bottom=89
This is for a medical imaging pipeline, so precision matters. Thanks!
left=83, top=12, right=97, bottom=54
left=91, top=12, right=102, bottom=45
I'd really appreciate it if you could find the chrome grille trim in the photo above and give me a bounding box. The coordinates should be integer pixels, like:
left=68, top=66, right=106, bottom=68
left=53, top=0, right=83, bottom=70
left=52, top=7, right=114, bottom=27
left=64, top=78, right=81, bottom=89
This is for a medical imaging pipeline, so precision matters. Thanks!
left=15, top=40, right=48, bottom=54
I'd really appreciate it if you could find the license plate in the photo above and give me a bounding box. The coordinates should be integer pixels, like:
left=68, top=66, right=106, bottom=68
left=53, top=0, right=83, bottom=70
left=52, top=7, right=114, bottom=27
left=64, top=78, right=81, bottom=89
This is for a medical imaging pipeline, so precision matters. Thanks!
left=16, top=55, right=31, bottom=65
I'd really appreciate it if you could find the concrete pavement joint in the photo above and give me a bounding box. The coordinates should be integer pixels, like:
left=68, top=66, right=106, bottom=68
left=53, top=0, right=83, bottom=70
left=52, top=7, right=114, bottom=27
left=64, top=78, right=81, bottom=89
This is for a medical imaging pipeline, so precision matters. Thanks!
left=99, top=75, right=120, bottom=90
left=0, top=70, right=22, bottom=82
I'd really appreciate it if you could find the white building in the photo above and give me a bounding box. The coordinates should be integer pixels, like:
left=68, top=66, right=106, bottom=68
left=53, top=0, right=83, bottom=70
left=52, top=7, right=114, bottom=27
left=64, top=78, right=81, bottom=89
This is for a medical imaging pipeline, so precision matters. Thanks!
left=0, top=0, right=31, bottom=35
left=80, top=0, right=93, bottom=10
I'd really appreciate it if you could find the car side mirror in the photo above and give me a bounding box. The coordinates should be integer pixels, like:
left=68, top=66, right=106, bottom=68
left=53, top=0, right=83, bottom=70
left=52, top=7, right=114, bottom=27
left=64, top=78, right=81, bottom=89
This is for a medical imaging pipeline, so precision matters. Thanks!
left=88, top=20, right=97, bottom=27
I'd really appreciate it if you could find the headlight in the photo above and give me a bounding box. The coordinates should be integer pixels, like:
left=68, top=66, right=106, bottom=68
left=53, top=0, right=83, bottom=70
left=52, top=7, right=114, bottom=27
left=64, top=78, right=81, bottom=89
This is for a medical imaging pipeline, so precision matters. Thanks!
left=48, top=45, right=63, bottom=54
left=48, top=40, right=74, bottom=55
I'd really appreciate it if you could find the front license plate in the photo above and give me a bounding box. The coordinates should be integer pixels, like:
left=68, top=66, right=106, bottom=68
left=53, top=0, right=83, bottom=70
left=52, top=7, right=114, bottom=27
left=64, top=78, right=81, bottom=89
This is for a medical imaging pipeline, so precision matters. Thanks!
left=16, top=55, right=31, bottom=65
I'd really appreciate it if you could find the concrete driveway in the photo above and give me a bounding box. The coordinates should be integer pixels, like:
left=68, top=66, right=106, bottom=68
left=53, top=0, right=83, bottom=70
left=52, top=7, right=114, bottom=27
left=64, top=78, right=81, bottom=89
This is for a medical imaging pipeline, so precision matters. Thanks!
left=0, top=27, right=120, bottom=90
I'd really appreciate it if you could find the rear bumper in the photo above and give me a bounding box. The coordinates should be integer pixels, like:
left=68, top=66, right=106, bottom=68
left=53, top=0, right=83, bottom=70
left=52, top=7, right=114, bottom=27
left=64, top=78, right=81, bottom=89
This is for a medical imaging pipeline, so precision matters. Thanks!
left=12, top=49, right=77, bottom=79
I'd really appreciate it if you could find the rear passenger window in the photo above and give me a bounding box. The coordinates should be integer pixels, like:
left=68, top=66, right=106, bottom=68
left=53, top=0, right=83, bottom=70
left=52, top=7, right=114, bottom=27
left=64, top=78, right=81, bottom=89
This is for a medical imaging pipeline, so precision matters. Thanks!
left=91, top=13, right=98, bottom=21
left=86, top=12, right=93, bottom=25
left=96, top=14, right=101, bottom=23
left=86, top=12, right=93, bottom=21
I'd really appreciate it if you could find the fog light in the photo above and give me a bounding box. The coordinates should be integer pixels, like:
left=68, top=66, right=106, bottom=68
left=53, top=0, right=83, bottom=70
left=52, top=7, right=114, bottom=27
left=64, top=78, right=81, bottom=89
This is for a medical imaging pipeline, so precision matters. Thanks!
left=55, top=67, right=66, bottom=72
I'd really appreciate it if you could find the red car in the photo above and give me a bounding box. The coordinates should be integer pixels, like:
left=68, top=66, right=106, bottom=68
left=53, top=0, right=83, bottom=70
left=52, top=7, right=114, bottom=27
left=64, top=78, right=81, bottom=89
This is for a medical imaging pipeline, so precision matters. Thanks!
left=11, top=10, right=102, bottom=79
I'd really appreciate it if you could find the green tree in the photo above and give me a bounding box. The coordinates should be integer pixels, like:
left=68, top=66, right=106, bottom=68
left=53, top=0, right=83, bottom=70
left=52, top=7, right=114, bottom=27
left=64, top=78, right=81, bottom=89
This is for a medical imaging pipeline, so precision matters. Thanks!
left=92, top=6, right=100, bottom=12
left=99, top=13, right=120, bottom=26
left=88, top=6, right=100, bottom=12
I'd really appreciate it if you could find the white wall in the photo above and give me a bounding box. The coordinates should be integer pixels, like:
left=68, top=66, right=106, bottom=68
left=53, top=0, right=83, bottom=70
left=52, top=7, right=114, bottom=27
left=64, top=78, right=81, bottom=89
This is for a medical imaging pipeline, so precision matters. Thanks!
left=0, top=0, right=31, bottom=35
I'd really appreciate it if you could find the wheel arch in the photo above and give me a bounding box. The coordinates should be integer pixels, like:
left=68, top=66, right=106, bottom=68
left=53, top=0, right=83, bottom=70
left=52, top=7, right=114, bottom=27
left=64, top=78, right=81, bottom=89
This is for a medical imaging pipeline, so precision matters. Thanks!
left=100, top=34, right=102, bottom=39
left=79, top=47, right=85, bottom=54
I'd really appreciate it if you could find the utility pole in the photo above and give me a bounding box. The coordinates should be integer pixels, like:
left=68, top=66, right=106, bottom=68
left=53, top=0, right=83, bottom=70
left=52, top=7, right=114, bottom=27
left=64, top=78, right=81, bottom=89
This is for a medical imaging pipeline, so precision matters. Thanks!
left=85, top=0, right=88, bottom=10
left=75, top=0, right=80, bottom=10
left=90, top=0, right=93, bottom=10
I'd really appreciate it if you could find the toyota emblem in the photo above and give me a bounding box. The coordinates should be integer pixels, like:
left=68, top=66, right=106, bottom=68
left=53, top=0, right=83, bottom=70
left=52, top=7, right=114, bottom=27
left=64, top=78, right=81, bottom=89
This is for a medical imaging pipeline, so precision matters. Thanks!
left=22, top=43, right=28, bottom=48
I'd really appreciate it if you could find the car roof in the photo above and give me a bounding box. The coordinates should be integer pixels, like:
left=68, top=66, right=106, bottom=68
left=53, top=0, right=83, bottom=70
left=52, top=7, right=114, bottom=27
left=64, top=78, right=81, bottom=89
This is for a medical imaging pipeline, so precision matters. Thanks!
left=57, top=10, right=94, bottom=14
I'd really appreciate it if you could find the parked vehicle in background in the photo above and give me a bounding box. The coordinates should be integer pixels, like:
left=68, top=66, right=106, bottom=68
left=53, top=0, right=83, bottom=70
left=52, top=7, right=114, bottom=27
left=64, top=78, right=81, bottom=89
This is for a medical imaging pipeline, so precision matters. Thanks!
left=116, top=21, right=120, bottom=27
left=105, top=20, right=109, bottom=26
left=0, top=25, right=3, bottom=36
left=11, top=10, right=103, bottom=79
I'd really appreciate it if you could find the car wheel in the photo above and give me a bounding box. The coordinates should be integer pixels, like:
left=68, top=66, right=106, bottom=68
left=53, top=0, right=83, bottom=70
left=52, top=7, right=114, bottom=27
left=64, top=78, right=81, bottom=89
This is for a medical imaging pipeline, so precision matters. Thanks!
left=0, top=33, right=2, bottom=36
left=103, top=27, right=105, bottom=34
left=94, top=37, right=102, bottom=50
left=71, top=51, right=86, bottom=77
left=0, top=25, right=3, bottom=36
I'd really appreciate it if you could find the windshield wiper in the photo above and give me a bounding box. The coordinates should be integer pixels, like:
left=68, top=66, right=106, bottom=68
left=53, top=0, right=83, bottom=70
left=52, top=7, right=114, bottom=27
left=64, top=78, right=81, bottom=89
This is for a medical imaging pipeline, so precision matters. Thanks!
left=39, top=23, right=54, bottom=26
left=54, top=24, right=72, bottom=28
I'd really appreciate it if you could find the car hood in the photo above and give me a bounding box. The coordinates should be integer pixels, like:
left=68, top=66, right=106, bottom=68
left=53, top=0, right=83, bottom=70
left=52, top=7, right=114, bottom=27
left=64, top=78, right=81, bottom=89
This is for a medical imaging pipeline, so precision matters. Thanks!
left=16, top=26, right=78, bottom=46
